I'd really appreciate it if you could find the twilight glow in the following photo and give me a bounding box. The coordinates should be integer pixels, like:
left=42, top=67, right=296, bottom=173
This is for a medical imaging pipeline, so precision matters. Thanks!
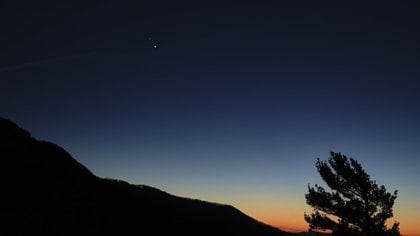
left=1, top=1, right=420, bottom=235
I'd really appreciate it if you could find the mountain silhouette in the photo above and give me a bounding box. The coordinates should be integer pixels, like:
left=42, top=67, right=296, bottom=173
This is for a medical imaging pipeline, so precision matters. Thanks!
left=0, top=117, right=291, bottom=236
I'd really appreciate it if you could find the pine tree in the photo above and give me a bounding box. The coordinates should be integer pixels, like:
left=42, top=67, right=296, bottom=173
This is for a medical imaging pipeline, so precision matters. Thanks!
left=304, top=152, right=400, bottom=236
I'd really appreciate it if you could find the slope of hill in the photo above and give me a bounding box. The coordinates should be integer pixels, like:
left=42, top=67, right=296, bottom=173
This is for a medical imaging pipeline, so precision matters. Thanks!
left=0, top=117, right=291, bottom=236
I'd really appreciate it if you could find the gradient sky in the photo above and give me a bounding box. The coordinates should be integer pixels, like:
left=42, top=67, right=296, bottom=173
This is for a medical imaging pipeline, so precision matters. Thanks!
left=1, top=1, right=420, bottom=234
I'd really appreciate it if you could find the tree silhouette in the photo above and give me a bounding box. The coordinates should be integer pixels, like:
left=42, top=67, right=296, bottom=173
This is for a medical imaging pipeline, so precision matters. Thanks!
left=304, top=152, right=401, bottom=236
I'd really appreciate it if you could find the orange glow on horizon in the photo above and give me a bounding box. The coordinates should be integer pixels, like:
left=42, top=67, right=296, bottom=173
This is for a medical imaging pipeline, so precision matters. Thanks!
left=250, top=213, right=420, bottom=236
left=169, top=186, right=420, bottom=236
left=240, top=205, right=419, bottom=236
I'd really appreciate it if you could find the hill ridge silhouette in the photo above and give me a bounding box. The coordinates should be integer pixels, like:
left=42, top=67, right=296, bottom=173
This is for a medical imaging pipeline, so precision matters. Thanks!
left=0, top=117, right=291, bottom=236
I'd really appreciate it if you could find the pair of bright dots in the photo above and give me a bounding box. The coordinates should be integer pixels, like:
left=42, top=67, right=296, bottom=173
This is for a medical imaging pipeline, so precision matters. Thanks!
left=149, top=36, right=158, bottom=49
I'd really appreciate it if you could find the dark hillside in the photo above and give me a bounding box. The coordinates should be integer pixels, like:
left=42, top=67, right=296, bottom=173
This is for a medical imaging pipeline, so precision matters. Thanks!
left=0, top=117, right=290, bottom=236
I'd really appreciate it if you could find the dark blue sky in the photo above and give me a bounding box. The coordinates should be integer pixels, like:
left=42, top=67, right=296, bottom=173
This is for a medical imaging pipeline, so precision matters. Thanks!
left=1, top=1, right=420, bottom=233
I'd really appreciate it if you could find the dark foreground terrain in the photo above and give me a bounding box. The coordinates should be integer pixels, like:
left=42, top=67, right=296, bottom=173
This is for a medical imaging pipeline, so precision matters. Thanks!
left=0, top=117, right=291, bottom=236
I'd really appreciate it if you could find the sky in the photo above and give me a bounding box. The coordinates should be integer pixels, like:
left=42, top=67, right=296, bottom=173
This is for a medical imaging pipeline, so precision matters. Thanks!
left=1, top=1, right=420, bottom=234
